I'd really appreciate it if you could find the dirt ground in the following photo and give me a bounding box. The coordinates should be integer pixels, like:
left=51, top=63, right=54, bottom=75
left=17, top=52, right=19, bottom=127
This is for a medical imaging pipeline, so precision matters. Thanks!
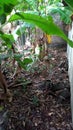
left=0, top=46, right=73, bottom=130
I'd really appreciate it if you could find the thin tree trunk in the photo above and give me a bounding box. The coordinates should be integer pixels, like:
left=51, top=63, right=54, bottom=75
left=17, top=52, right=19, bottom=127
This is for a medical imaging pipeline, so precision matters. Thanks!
left=0, top=70, right=8, bottom=93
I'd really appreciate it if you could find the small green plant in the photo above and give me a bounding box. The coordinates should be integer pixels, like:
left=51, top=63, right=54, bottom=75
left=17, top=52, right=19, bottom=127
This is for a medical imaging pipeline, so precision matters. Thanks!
left=32, top=95, right=39, bottom=106
left=0, top=106, right=4, bottom=111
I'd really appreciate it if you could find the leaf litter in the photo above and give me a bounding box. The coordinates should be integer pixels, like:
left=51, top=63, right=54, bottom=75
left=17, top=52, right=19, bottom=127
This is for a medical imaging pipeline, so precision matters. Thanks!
left=0, top=47, right=72, bottom=130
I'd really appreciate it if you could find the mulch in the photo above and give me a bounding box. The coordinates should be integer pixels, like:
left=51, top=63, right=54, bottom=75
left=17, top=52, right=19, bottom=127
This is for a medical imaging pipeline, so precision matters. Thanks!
left=0, top=47, right=73, bottom=130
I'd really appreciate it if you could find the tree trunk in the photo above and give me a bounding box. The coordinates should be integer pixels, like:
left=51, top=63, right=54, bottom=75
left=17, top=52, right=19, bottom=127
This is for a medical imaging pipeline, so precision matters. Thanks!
left=0, top=70, right=8, bottom=93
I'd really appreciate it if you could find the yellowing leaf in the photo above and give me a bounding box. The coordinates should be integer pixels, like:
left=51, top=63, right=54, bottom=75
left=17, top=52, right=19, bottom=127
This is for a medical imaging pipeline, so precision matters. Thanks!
left=46, top=34, right=51, bottom=44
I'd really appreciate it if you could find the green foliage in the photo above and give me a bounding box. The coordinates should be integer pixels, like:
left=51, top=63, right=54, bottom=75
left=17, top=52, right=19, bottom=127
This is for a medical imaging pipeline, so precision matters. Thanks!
left=16, top=22, right=34, bottom=35
left=14, top=53, right=23, bottom=60
left=0, top=0, right=73, bottom=72
left=0, top=0, right=18, bottom=5
left=0, top=0, right=19, bottom=24
left=0, top=106, right=4, bottom=111
left=9, top=12, right=73, bottom=47
left=49, top=6, right=72, bottom=24
left=0, top=33, right=14, bottom=48
left=64, top=0, right=73, bottom=11
left=0, top=14, right=6, bottom=24
left=25, top=0, right=38, bottom=10
left=22, top=58, right=33, bottom=64
left=32, top=95, right=39, bottom=106
left=4, top=4, right=14, bottom=13
left=58, top=7, right=72, bottom=24
left=0, top=54, right=9, bottom=63
left=14, top=56, right=33, bottom=70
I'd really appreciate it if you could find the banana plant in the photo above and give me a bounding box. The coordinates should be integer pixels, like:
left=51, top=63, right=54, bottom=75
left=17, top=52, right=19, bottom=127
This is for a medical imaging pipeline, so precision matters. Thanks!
left=9, top=12, right=73, bottom=47
left=1, top=0, right=73, bottom=47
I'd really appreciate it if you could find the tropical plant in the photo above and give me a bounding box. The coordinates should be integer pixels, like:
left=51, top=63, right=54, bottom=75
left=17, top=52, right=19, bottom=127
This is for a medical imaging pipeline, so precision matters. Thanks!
left=0, top=0, right=73, bottom=96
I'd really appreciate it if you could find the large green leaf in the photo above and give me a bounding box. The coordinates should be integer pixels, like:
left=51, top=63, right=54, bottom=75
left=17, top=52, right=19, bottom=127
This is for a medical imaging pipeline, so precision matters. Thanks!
left=9, top=12, right=73, bottom=47
left=0, top=0, right=18, bottom=5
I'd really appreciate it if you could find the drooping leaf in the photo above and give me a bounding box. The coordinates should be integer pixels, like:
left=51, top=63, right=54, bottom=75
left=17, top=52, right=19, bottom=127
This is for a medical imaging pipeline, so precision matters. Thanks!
left=9, top=12, right=73, bottom=47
